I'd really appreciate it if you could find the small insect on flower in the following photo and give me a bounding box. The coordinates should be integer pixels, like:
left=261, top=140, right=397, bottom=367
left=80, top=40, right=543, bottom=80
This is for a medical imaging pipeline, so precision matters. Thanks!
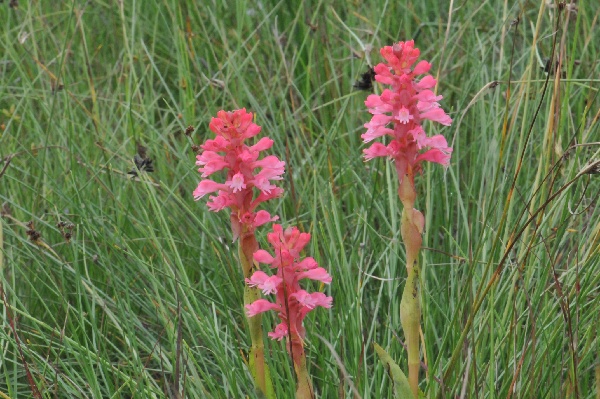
left=128, top=145, right=154, bottom=177
left=353, top=66, right=376, bottom=91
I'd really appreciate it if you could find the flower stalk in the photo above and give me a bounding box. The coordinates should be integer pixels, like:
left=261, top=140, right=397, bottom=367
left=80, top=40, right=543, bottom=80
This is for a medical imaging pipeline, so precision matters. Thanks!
left=246, top=224, right=333, bottom=398
left=239, top=228, right=273, bottom=394
left=361, top=40, right=452, bottom=397
left=193, top=109, right=283, bottom=397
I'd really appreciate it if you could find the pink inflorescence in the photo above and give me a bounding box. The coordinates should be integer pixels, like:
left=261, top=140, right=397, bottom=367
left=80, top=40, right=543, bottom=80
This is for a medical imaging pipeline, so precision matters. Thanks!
left=245, top=224, right=332, bottom=345
left=193, top=109, right=285, bottom=240
left=362, top=40, right=453, bottom=183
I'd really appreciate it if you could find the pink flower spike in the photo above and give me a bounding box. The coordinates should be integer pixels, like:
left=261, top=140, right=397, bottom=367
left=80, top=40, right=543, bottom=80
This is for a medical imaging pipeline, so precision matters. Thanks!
left=193, top=108, right=286, bottom=240
left=361, top=40, right=452, bottom=182
left=251, top=223, right=333, bottom=355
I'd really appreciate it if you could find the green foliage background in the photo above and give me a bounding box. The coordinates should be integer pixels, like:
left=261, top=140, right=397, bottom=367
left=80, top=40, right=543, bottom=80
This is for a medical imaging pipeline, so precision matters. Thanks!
left=0, top=0, right=598, bottom=397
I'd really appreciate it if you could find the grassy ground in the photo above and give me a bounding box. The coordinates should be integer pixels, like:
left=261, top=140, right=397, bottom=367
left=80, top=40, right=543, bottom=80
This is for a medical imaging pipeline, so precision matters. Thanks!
left=1, top=0, right=599, bottom=398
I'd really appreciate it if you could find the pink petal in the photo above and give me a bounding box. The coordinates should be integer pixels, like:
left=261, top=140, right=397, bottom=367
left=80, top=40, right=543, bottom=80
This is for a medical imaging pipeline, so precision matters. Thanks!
left=197, top=157, right=228, bottom=177
left=298, top=267, right=332, bottom=284
left=415, top=89, right=443, bottom=103
left=238, top=148, right=259, bottom=163
left=252, top=177, right=277, bottom=194
left=363, top=115, right=394, bottom=143
left=206, top=191, right=235, bottom=212
left=373, top=63, right=394, bottom=85
left=250, top=137, right=274, bottom=152
left=395, top=106, right=414, bottom=124
left=412, top=60, right=431, bottom=75
left=196, top=151, right=219, bottom=166
left=226, top=172, right=246, bottom=192
left=426, top=134, right=451, bottom=150
left=253, top=155, right=285, bottom=171
left=415, top=75, right=437, bottom=90
left=293, top=232, right=311, bottom=254
left=246, top=271, right=282, bottom=295
left=296, top=257, right=318, bottom=270
left=245, top=270, right=269, bottom=287
left=268, top=323, right=289, bottom=340
left=245, top=299, right=280, bottom=317
left=243, top=124, right=262, bottom=138
left=363, top=143, right=389, bottom=161
left=420, top=108, right=452, bottom=126
left=291, top=290, right=333, bottom=310
left=261, top=275, right=283, bottom=294
left=252, top=187, right=284, bottom=208
left=365, top=93, right=394, bottom=114
left=193, top=180, right=227, bottom=200
left=201, top=136, right=229, bottom=152
left=253, top=210, right=278, bottom=228
left=415, top=148, right=452, bottom=166
left=254, top=249, right=275, bottom=264
left=312, top=292, right=333, bottom=308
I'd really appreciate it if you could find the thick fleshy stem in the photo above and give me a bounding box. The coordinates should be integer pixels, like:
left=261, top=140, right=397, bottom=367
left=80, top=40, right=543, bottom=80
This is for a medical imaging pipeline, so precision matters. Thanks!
left=292, top=345, right=314, bottom=399
left=239, top=227, right=275, bottom=398
left=398, top=173, right=423, bottom=398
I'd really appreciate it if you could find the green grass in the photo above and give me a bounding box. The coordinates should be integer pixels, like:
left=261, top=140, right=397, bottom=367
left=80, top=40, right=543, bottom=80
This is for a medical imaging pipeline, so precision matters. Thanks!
left=1, top=0, right=599, bottom=398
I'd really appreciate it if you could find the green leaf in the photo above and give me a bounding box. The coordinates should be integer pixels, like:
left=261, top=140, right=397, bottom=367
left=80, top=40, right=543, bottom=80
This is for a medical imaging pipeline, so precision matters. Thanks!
left=374, top=343, right=414, bottom=399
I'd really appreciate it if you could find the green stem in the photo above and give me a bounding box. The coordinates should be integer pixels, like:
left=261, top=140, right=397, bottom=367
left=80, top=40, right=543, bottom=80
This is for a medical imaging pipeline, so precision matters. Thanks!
left=239, top=231, right=275, bottom=398
left=398, top=176, right=423, bottom=398
left=400, top=264, right=420, bottom=398
left=293, top=348, right=314, bottom=399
